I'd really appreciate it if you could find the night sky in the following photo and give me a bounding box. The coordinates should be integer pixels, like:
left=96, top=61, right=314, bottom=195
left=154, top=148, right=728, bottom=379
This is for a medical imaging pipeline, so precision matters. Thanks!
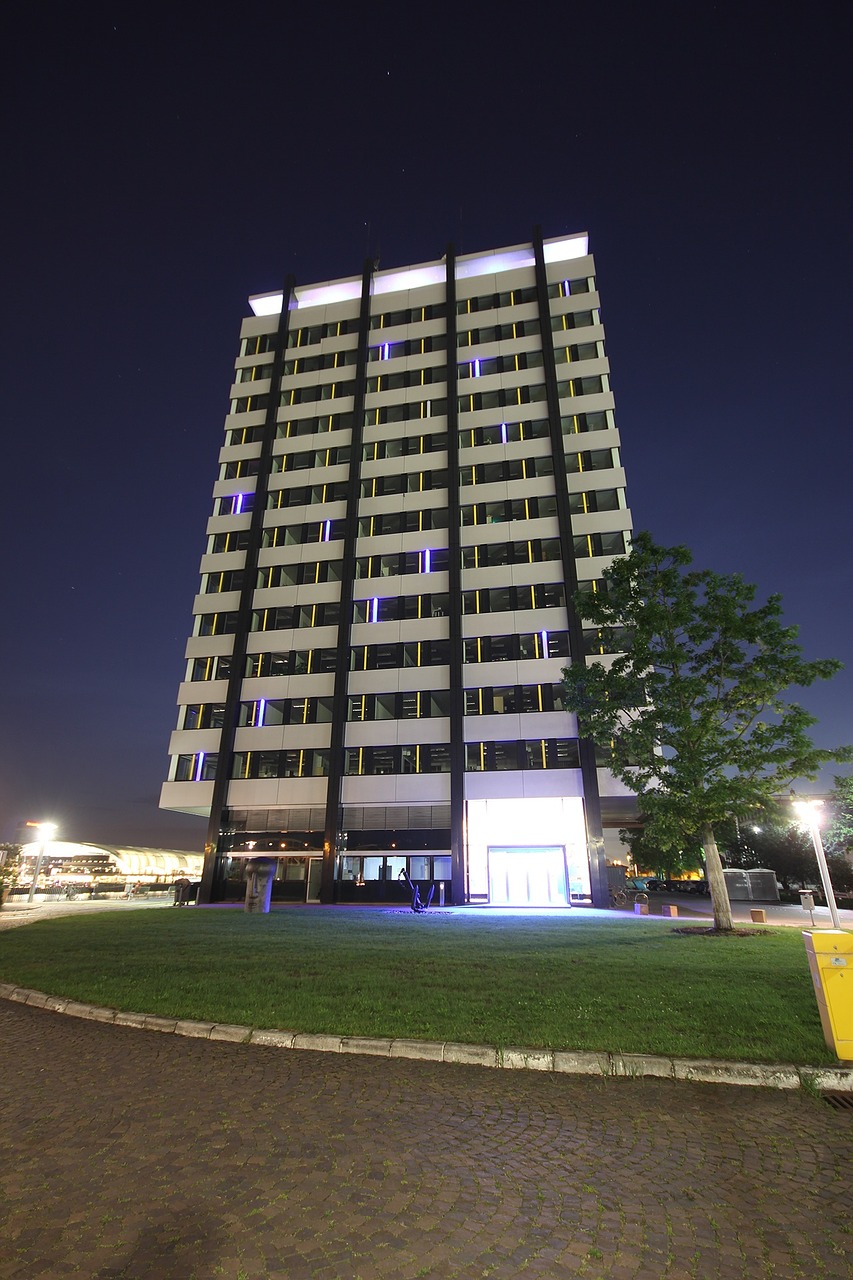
left=3, top=3, right=851, bottom=851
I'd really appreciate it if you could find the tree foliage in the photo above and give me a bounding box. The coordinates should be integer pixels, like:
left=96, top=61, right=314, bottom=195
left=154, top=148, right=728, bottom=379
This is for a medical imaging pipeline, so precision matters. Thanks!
left=563, top=533, right=851, bottom=929
left=824, top=775, right=853, bottom=858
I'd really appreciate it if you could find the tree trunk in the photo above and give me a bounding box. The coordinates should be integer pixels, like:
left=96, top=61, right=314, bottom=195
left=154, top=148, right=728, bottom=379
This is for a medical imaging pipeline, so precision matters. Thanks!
left=700, top=822, right=734, bottom=931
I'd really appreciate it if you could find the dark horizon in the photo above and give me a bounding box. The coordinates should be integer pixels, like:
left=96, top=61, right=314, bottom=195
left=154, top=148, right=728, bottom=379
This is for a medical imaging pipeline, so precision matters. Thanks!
left=2, top=4, right=851, bottom=852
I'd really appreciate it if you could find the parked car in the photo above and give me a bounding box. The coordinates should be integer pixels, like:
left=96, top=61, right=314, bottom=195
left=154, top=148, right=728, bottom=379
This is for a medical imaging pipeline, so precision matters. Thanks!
left=644, top=878, right=669, bottom=892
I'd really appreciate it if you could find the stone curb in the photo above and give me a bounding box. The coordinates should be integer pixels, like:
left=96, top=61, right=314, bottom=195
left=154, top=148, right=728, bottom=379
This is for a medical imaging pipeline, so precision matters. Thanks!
left=2, top=981, right=851, bottom=1092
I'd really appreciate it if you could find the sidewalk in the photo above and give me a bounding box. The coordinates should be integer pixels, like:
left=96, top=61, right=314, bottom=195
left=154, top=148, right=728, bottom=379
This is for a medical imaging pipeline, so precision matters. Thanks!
left=1, top=996, right=850, bottom=1280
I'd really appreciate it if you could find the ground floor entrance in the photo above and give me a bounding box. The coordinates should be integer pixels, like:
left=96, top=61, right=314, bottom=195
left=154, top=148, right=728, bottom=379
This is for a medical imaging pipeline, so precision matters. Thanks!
left=488, top=846, right=569, bottom=907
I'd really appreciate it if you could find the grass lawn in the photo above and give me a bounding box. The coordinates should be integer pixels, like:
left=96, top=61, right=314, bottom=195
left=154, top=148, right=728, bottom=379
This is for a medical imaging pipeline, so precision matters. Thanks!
left=0, top=907, right=836, bottom=1065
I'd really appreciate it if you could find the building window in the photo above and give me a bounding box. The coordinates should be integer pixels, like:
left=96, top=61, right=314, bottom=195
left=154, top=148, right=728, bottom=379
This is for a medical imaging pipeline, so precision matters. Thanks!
left=174, top=752, right=219, bottom=782
left=231, top=749, right=329, bottom=779
left=343, top=744, right=452, bottom=775
left=462, top=632, right=570, bottom=663
left=349, top=640, right=450, bottom=671
left=463, top=740, right=580, bottom=771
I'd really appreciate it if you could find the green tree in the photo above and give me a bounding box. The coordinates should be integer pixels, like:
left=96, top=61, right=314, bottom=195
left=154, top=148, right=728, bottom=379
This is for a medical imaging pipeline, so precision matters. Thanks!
left=824, top=775, right=853, bottom=859
left=562, top=534, right=851, bottom=930
left=619, top=825, right=704, bottom=880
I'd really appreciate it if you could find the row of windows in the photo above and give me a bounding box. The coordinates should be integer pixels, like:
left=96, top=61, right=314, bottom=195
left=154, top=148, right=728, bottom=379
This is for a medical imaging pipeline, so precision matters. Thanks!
left=461, top=584, right=565, bottom=614
left=459, top=410, right=612, bottom=447
left=239, top=696, right=334, bottom=726
left=266, top=481, right=349, bottom=508
left=456, top=286, right=538, bottom=315
left=231, top=393, right=269, bottom=414
left=456, top=377, right=606, bottom=416
left=464, top=684, right=568, bottom=715
left=286, top=318, right=360, bottom=348
left=225, top=410, right=355, bottom=447
left=231, top=749, right=329, bottom=779
left=370, top=303, right=447, bottom=330
left=252, top=603, right=341, bottom=632
left=186, top=682, right=570, bottom=731
left=269, top=444, right=351, bottom=474
left=261, top=519, right=345, bottom=548
left=457, top=319, right=540, bottom=347
left=283, top=349, right=358, bottom=376
left=362, top=430, right=447, bottom=460
left=188, top=647, right=339, bottom=683
left=366, top=367, right=445, bottom=393
left=257, top=559, right=342, bottom=589
left=235, top=361, right=274, bottom=384
left=548, top=278, right=594, bottom=299
left=173, top=736, right=583, bottom=782
left=463, top=631, right=570, bottom=662
left=345, top=738, right=580, bottom=775
left=555, top=343, right=602, bottom=365
left=186, top=630, right=572, bottom=684
left=241, top=334, right=276, bottom=357
left=220, top=455, right=620, bottom=501
left=368, top=335, right=447, bottom=362
left=360, top=468, right=447, bottom=498
left=348, top=690, right=449, bottom=721
left=261, top=540, right=553, bottom=585
left=460, top=537, right=560, bottom=569
left=460, top=456, right=553, bottom=485
left=352, top=593, right=448, bottom=623
left=357, top=508, right=449, bottom=537
left=460, top=496, right=558, bottom=525
left=355, top=548, right=449, bottom=579
left=458, top=352, right=544, bottom=380
left=364, top=398, right=447, bottom=426
left=280, top=380, right=354, bottom=407
left=276, top=411, right=354, bottom=439
left=239, top=319, right=598, bottom=388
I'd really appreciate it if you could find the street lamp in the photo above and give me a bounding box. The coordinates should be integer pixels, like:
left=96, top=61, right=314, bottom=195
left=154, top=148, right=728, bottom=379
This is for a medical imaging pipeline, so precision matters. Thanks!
left=26, top=822, right=57, bottom=905
left=791, top=797, right=841, bottom=930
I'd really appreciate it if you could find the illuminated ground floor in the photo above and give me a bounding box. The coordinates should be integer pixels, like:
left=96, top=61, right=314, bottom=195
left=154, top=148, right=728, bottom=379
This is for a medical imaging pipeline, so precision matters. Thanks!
left=203, top=791, right=635, bottom=907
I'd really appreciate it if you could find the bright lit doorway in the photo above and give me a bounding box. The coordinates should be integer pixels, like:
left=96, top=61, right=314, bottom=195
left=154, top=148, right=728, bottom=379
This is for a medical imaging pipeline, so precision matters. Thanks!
left=487, top=846, right=569, bottom=906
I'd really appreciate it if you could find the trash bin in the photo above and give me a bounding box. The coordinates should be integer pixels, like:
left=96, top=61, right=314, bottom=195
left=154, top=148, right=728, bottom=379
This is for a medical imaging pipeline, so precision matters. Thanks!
left=802, top=930, right=853, bottom=1062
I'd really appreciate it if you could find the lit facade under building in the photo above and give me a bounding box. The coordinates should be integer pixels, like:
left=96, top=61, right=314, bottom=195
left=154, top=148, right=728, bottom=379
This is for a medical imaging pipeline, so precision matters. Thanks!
left=160, top=230, right=635, bottom=907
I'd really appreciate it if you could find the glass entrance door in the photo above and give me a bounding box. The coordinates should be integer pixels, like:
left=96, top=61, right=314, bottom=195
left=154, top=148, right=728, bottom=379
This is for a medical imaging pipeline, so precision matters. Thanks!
left=306, top=858, right=323, bottom=902
left=488, top=846, right=568, bottom=906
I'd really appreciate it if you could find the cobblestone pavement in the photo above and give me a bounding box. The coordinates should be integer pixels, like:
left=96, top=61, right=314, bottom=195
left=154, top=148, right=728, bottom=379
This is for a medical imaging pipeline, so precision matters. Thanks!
left=2, top=1000, right=851, bottom=1280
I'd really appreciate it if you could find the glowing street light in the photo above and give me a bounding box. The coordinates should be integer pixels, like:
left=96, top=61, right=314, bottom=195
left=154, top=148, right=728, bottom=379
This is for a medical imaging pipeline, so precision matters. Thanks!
left=26, top=822, right=57, bottom=905
left=791, top=797, right=841, bottom=930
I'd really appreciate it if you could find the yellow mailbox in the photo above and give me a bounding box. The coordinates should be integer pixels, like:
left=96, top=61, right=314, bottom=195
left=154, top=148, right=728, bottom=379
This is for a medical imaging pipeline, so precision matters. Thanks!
left=802, top=930, right=853, bottom=1061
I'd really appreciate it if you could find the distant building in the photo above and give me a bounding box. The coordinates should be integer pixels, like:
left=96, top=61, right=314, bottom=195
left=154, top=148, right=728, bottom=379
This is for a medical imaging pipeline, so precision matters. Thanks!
left=160, top=230, right=635, bottom=906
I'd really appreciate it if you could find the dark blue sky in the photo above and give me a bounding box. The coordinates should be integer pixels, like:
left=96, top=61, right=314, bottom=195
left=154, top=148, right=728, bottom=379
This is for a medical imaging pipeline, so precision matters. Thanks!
left=2, top=3, right=851, bottom=850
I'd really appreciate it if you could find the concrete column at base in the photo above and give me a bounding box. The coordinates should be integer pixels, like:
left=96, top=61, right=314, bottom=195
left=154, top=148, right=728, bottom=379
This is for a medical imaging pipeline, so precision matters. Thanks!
left=244, top=858, right=277, bottom=914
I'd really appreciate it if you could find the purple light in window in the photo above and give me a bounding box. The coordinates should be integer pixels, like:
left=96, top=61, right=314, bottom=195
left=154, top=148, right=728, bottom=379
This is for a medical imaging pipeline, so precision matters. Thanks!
left=423, top=549, right=431, bottom=574
left=371, top=597, right=379, bottom=623
left=473, top=358, right=481, bottom=378
left=541, top=630, right=549, bottom=658
left=500, top=422, right=508, bottom=444
left=194, top=751, right=205, bottom=782
left=257, top=698, right=266, bottom=727
left=323, top=519, right=331, bottom=542
left=563, top=279, right=570, bottom=296
left=382, top=342, right=390, bottom=360
left=234, top=493, right=244, bottom=514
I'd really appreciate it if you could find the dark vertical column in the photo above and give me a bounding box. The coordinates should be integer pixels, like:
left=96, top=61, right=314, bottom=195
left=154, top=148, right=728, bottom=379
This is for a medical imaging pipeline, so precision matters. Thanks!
left=320, top=260, right=375, bottom=902
left=199, top=278, right=296, bottom=904
left=531, top=228, right=609, bottom=908
left=444, top=246, right=466, bottom=905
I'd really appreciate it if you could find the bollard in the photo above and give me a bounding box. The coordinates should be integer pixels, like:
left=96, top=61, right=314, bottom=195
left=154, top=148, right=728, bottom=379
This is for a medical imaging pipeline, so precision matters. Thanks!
left=244, top=857, right=277, bottom=914
left=439, top=881, right=445, bottom=907
left=660, top=904, right=678, bottom=917
left=750, top=908, right=766, bottom=924
left=634, top=901, right=649, bottom=915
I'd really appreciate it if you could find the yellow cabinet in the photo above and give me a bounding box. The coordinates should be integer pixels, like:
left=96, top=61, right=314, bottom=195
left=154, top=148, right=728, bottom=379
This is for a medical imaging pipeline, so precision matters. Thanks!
left=803, top=930, right=853, bottom=1061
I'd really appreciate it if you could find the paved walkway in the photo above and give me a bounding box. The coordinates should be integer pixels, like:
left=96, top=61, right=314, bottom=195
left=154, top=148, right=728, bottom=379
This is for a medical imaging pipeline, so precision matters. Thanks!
left=2, top=998, right=851, bottom=1280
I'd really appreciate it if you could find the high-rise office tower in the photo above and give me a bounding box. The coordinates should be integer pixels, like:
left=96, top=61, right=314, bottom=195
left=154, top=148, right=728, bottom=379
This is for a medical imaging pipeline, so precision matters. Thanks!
left=160, top=230, right=634, bottom=906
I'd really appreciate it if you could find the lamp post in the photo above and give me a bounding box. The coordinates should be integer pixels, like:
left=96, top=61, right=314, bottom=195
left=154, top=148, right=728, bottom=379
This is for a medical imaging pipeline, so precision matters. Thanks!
left=26, top=822, right=57, bottom=905
left=791, top=797, right=841, bottom=930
